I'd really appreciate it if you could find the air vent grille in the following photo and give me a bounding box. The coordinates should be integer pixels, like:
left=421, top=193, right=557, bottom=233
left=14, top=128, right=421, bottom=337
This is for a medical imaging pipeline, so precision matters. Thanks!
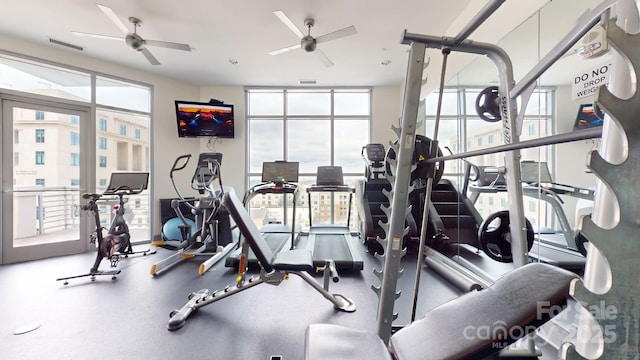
left=49, top=38, right=84, bottom=51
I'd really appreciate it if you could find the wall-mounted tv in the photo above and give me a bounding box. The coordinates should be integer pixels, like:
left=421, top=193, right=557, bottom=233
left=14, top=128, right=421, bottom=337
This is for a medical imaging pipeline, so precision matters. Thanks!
left=573, top=103, right=604, bottom=131
left=175, top=100, right=234, bottom=138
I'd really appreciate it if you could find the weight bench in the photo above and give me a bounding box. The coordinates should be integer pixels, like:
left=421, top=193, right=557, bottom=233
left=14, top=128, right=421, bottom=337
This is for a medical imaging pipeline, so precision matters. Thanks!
left=167, top=189, right=355, bottom=331
left=305, top=262, right=577, bottom=359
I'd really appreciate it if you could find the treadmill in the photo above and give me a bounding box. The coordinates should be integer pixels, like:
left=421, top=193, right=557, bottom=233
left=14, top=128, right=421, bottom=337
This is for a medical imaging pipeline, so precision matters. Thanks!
left=225, top=161, right=300, bottom=268
left=519, top=161, right=592, bottom=271
left=295, top=166, right=364, bottom=271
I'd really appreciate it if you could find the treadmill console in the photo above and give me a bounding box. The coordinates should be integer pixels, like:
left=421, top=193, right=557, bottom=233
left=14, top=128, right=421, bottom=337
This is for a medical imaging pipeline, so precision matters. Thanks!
left=316, top=166, right=344, bottom=186
left=475, top=166, right=506, bottom=187
left=262, top=161, right=299, bottom=184
left=520, top=161, right=553, bottom=184
left=193, top=153, right=223, bottom=193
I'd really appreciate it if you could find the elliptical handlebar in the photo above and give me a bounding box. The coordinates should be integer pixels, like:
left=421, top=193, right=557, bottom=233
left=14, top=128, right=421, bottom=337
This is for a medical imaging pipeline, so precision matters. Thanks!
left=171, top=154, right=192, bottom=173
left=170, top=154, right=192, bottom=202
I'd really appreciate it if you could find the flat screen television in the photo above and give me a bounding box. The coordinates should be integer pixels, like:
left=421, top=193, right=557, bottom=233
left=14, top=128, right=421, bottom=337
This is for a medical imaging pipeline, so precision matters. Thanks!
left=175, top=100, right=234, bottom=138
left=573, top=103, right=604, bottom=131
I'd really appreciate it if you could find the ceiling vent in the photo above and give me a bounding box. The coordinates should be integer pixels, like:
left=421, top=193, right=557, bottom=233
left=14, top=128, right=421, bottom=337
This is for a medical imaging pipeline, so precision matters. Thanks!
left=49, top=38, right=84, bottom=52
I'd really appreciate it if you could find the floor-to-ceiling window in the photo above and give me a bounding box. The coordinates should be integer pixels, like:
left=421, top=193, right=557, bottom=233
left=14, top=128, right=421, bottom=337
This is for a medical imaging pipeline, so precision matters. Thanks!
left=0, top=53, right=152, bottom=264
left=246, top=88, right=370, bottom=231
left=95, top=76, right=151, bottom=236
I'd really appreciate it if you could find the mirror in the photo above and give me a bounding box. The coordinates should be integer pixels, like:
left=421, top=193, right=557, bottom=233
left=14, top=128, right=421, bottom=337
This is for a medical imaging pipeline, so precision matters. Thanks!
left=419, top=0, right=609, bottom=267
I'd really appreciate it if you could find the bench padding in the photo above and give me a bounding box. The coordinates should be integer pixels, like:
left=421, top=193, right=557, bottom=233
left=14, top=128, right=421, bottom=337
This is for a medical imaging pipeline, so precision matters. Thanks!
left=222, top=191, right=316, bottom=273
left=390, top=262, right=576, bottom=359
left=305, top=262, right=577, bottom=360
left=273, top=249, right=314, bottom=272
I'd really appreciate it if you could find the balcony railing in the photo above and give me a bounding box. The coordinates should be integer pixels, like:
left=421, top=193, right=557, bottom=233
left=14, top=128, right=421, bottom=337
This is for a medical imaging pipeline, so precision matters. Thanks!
left=11, top=186, right=149, bottom=245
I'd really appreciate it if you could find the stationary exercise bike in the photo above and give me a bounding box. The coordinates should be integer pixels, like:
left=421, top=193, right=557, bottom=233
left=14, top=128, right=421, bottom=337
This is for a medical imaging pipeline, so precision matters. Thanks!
left=57, top=172, right=156, bottom=285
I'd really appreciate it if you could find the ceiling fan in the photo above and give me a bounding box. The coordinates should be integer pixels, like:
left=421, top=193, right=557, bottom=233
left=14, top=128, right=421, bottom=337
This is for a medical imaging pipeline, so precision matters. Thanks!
left=71, top=4, right=191, bottom=65
left=269, top=10, right=357, bottom=67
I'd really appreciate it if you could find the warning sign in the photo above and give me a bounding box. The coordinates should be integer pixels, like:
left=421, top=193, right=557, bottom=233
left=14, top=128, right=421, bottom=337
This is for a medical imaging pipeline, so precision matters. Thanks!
left=572, top=61, right=612, bottom=100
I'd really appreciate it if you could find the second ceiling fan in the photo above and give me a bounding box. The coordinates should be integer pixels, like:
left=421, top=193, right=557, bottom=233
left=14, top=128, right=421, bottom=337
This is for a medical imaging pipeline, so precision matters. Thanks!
left=269, top=10, right=357, bottom=67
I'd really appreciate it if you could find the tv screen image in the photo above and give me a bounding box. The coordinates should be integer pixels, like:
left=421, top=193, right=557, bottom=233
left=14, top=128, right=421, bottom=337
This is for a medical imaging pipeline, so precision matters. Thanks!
left=175, top=101, right=234, bottom=138
left=573, top=103, right=604, bottom=131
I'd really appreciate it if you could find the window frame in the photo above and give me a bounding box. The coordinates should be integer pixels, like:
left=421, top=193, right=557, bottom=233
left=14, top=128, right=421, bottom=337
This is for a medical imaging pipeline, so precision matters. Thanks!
left=35, top=151, right=44, bottom=165
left=35, top=128, right=45, bottom=143
left=99, top=155, right=107, bottom=168
left=245, top=87, right=371, bottom=228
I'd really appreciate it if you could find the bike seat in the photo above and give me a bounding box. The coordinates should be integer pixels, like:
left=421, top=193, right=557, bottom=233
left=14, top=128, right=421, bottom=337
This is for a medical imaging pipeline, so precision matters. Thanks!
left=82, top=193, right=102, bottom=201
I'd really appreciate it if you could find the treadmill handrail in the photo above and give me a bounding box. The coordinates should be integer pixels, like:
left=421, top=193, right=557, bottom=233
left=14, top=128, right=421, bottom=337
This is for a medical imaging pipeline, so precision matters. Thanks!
left=306, top=184, right=356, bottom=193
left=306, top=184, right=355, bottom=228
left=245, top=182, right=299, bottom=201
left=243, top=181, right=299, bottom=250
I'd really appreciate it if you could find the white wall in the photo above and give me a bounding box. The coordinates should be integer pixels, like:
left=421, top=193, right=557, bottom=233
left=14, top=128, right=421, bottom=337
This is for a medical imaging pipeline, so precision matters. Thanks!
left=371, top=86, right=403, bottom=146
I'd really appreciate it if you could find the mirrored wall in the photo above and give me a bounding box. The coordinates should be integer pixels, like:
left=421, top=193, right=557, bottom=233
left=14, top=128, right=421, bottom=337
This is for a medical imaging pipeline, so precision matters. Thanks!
left=418, top=0, right=609, bottom=264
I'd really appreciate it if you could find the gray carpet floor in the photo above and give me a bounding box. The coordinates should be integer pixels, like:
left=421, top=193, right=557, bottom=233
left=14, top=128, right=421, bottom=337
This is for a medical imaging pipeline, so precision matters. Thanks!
left=0, top=242, right=463, bottom=360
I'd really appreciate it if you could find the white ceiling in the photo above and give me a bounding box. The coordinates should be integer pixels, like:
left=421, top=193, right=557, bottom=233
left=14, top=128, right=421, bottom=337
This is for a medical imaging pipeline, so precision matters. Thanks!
left=0, top=0, right=557, bottom=88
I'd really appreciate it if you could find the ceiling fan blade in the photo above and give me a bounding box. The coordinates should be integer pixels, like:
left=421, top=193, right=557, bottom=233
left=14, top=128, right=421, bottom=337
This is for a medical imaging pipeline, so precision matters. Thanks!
left=71, top=31, right=123, bottom=41
left=314, top=48, right=334, bottom=67
left=97, top=4, right=130, bottom=34
left=145, top=39, right=191, bottom=52
left=315, top=25, right=357, bottom=44
left=273, top=10, right=304, bottom=39
left=141, top=48, right=161, bottom=65
left=269, top=43, right=300, bottom=56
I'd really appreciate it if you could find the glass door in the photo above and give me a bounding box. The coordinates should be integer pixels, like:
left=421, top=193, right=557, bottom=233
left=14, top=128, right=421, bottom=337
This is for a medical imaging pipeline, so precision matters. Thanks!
left=2, top=99, right=91, bottom=263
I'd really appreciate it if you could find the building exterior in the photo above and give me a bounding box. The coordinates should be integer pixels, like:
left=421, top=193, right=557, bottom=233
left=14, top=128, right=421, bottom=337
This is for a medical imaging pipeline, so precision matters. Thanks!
left=12, top=108, right=150, bottom=240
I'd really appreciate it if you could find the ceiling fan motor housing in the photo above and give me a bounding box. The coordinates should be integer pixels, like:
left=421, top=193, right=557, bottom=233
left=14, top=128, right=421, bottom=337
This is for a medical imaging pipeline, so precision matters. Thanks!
left=301, top=36, right=316, bottom=52
left=126, top=33, right=146, bottom=51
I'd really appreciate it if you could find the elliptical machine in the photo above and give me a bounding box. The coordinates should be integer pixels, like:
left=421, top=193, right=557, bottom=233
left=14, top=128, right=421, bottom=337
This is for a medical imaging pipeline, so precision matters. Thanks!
left=57, top=172, right=155, bottom=285
left=150, top=153, right=236, bottom=276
